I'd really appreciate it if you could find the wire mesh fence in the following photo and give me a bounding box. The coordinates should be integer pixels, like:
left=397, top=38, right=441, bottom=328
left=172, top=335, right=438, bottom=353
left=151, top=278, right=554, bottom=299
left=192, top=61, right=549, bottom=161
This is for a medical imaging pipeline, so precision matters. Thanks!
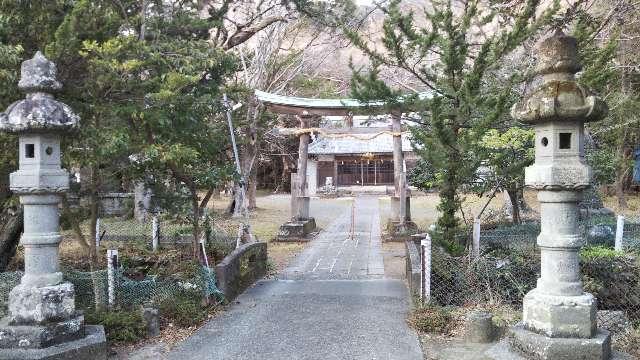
left=428, top=213, right=640, bottom=354
left=81, top=215, right=239, bottom=252
left=0, top=265, right=223, bottom=319
left=96, top=218, right=193, bottom=245
left=476, top=214, right=640, bottom=253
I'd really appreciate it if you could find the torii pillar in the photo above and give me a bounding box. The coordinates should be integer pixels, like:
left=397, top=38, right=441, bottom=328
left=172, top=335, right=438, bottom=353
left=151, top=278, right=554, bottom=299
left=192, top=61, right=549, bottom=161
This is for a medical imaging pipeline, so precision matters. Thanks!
left=389, top=111, right=414, bottom=234
left=278, top=113, right=316, bottom=241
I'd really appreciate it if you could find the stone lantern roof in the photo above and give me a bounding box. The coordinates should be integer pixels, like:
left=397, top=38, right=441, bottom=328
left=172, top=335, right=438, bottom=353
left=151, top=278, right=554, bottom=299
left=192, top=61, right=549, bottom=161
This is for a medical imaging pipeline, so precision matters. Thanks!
left=511, top=29, right=608, bottom=124
left=0, top=51, right=79, bottom=134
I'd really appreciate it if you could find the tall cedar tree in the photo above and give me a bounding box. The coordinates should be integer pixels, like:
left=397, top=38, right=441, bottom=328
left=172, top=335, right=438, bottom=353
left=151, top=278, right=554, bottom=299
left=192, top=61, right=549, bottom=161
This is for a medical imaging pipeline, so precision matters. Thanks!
left=572, top=4, right=640, bottom=208
left=346, top=0, right=559, bottom=251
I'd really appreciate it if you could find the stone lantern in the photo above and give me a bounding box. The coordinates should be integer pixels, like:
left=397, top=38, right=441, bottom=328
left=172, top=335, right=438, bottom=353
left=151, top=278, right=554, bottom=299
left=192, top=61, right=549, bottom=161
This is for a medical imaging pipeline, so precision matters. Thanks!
left=0, top=52, right=106, bottom=359
left=508, top=30, right=613, bottom=359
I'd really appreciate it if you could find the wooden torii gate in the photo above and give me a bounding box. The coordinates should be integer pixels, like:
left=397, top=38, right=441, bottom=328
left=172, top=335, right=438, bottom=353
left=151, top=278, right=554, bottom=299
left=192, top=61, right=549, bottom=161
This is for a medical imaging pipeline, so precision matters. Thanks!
left=255, top=90, right=415, bottom=240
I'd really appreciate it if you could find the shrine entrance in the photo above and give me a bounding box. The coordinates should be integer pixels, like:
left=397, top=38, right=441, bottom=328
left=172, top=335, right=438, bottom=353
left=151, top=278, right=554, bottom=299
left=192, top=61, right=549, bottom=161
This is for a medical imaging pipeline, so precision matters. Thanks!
left=334, top=156, right=394, bottom=186
left=254, top=89, right=419, bottom=237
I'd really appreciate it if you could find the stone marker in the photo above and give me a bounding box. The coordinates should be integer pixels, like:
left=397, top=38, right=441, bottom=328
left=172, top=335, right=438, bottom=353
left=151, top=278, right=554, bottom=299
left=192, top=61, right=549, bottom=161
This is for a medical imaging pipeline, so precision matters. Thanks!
left=142, top=308, right=160, bottom=337
left=508, top=30, right=613, bottom=359
left=465, top=311, right=496, bottom=343
left=0, top=51, right=106, bottom=359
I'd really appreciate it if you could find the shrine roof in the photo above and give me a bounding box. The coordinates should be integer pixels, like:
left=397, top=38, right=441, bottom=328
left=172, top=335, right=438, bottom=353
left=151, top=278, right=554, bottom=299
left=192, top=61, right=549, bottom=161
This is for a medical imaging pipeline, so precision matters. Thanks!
left=308, top=132, right=413, bottom=155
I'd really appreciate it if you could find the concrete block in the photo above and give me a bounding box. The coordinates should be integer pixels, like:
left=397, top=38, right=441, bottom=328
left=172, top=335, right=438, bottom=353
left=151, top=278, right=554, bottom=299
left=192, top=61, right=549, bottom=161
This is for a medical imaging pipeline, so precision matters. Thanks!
left=215, top=242, right=268, bottom=301
left=486, top=339, right=633, bottom=360
left=276, top=218, right=316, bottom=242
left=404, top=240, right=421, bottom=299
left=0, top=325, right=106, bottom=360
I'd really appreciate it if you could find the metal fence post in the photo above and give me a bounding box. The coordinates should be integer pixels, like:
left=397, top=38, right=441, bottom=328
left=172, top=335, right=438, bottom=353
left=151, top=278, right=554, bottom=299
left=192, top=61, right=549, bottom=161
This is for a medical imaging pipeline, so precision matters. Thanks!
left=107, top=249, right=119, bottom=309
left=95, top=217, right=101, bottom=248
left=421, top=234, right=431, bottom=304
left=472, top=217, right=481, bottom=259
left=615, top=215, right=625, bottom=252
left=152, top=216, right=159, bottom=252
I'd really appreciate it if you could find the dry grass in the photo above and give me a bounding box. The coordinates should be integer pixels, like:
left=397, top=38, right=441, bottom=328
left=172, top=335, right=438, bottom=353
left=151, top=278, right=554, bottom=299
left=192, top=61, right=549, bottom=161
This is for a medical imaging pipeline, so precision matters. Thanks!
left=602, top=194, right=640, bottom=218
left=379, top=191, right=506, bottom=231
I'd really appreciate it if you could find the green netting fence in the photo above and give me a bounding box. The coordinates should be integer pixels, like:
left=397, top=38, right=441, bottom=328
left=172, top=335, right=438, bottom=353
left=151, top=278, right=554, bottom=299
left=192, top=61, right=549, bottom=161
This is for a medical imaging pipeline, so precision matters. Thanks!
left=0, top=265, right=223, bottom=319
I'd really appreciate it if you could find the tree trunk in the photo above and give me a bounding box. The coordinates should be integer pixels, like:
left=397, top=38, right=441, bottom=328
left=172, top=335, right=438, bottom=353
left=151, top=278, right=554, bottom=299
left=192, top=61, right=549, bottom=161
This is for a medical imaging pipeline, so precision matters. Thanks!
left=437, top=160, right=461, bottom=246
left=231, top=183, right=247, bottom=217
left=507, top=188, right=521, bottom=225
left=0, top=204, right=23, bottom=272
left=190, top=186, right=203, bottom=263
left=61, top=195, right=90, bottom=253
left=276, top=155, right=291, bottom=193
left=615, top=142, right=630, bottom=210
left=436, top=136, right=464, bottom=250
left=248, top=164, right=257, bottom=210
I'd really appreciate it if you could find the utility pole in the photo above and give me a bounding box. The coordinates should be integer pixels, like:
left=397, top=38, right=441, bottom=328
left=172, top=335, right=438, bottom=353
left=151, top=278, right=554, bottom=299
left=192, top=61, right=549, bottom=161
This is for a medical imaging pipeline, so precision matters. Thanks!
left=223, top=93, right=253, bottom=247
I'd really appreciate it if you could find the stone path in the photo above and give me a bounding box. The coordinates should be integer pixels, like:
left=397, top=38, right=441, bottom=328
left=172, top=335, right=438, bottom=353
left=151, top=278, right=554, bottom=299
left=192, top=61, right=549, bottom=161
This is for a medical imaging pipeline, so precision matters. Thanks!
left=165, top=195, right=422, bottom=360
left=282, top=196, right=384, bottom=280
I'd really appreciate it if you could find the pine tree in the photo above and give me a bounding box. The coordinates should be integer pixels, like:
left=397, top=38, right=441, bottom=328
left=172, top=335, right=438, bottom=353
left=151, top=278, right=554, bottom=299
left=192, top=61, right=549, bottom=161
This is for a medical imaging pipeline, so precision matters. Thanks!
left=346, top=0, right=559, bottom=251
left=572, top=2, right=640, bottom=209
left=0, top=0, right=308, bottom=262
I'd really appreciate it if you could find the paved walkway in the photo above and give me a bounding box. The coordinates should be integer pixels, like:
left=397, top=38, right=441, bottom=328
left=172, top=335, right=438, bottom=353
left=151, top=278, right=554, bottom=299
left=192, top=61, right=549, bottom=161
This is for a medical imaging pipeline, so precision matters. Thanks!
left=166, top=195, right=422, bottom=360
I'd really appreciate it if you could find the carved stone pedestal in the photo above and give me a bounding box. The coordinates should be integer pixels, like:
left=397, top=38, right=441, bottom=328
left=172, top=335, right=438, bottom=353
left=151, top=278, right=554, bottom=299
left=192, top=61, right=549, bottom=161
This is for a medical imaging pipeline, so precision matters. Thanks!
left=0, top=315, right=85, bottom=349
left=509, top=323, right=611, bottom=360
left=8, top=283, right=75, bottom=324
left=0, top=325, right=107, bottom=360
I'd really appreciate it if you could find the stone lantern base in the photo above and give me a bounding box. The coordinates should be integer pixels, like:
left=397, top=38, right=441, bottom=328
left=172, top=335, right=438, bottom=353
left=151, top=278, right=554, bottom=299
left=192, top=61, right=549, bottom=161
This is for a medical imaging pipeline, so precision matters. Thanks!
left=522, top=290, right=597, bottom=338
left=0, top=282, right=107, bottom=360
left=0, top=325, right=106, bottom=360
left=509, top=323, right=612, bottom=360
left=7, top=283, right=76, bottom=324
